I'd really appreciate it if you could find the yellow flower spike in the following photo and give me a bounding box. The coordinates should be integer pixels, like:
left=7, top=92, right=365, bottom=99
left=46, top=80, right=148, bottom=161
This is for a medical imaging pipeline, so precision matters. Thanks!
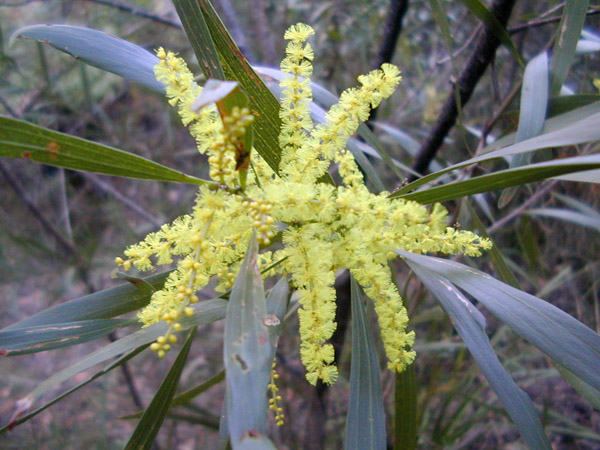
left=117, top=23, right=492, bottom=385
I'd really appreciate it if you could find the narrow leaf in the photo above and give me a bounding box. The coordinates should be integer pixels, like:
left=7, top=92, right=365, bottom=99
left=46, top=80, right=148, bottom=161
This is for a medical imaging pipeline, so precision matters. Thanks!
left=393, top=364, right=417, bottom=450
left=398, top=251, right=600, bottom=392
left=391, top=109, right=600, bottom=198
left=404, top=256, right=550, bottom=449
left=458, top=0, right=523, bottom=65
left=0, top=117, right=212, bottom=185
left=550, top=0, right=590, bottom=95
left=195, top=0, right=282, bottom=174
left=172, top=0, right=225, bottom=79
left=396, top=154, right=600, bottom=204
left=345, top=278, right=386, bottom=450
left=499, top=52, right=549, bottom=207
left=11, top=25, right=163, bottom=91
left=224, top=233, right=275, bottom=449
left=0, top=318, right=134, bottom=355
left=5, top=298, right=227, bottom=421
left=125, top=327, right=197, bottom=450
left=3, top=271, right=170, bottom=331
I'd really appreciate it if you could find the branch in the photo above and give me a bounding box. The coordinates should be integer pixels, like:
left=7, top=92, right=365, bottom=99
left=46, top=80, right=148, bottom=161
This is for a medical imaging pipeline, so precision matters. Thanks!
left=370, top=0, right=410, bottom=125
left=411, top=0, right=518, bottom=177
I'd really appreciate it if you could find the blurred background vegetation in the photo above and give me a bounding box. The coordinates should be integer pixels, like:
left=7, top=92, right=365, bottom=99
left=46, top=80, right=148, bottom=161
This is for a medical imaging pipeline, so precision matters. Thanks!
left=0, top=0, right=599, bottom=448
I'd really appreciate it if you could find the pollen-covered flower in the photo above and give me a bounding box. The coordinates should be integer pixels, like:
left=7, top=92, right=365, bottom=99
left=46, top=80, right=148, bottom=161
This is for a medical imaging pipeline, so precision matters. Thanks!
left=116, top=24, right=492, bottom=383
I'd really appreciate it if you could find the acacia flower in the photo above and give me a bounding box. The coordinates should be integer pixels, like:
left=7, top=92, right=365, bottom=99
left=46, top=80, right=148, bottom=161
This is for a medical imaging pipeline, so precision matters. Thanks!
left=116, top=25, right=492, bottom=384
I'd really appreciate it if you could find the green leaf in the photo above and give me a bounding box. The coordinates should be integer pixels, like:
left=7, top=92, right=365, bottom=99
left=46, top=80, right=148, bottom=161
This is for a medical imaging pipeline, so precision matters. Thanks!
left=398, top=251, right=600, bottom=393
left=181, top=0, right=282, bottom=175
left=0, top=117, right=212, bottom=185
left=393, top=365, right=417, bottom=450
left=3, top=271, right=171, bottom=331
left=4, top=298, right=227, bottom=427
left=391, top=108, right=600, bottom=198
left=0, top=318, right=134, bottom=356
left=550, top=0, right=590, bottom=95
left=499, top=51, right=549, bottom=207
left=125, top=327, right=197, bottom=450
left=548, top=94, right=600, bottom=117
left=458, top=0, right=523, bottom=65
left=224, top=233, right=275, bottom=449
left=172, top=0, right=225, bottom=80
left=396, top=154, right=600, bottom=204
left=403, top=254, right=551, bottom=450
left=10, top=24, right=164, bottom=91
left=345, top=278, right=386, bottom=450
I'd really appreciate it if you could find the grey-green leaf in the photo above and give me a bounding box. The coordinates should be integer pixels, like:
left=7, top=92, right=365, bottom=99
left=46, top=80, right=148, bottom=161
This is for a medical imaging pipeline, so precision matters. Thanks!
left=398, top=251, right=600, bottom=393
left=3, top=271, right=171, bottom=331
left=11, top=24, right=163, bottom=92
left=345, top=278, right=386, bottom=450
left=404, top=255, right=551, bottom=450
left=0, top=319, right=134, bottom=355
left=550, top=0, right=590, bottom=95
left=499, top=51, right=549, bottom=207
left=224, top=233, right=276, bottom=449
left=0, top=117, right=211, bottom=185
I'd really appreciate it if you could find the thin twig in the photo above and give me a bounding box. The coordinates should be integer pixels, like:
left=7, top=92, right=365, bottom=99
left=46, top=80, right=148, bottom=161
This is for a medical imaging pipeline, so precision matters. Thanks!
left=487, top=180, right=559, bottom=233
left=0, top=161, right=81, bottom=258
left=509, top=8, right=600, bottom=35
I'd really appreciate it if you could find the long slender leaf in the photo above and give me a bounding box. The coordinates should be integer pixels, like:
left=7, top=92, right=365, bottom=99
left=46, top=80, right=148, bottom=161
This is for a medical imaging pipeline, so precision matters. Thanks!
left=345, top=278, right=386, bottom=450
left=224, top=233, right=275, bottom=449
left=3, top=271, right=171, bottom=331
left=125, top=327, right=197, bottom=450
left=0, top=318, right=134, bottom=355
left=550, top=0, right=590, bottom=95
left=172, top=0, right=225, bottom=79
left=398, top=251, right=600, bottom=392
left=458, top=0, right=523, bottom=65
left=396, top=154, right=600, bottom=204
left=499, top=51, right=549, bottom=207
left=0, top=117, right=211, bottom=184
left=392, top=109, right=600, bottom=197
left=404, top=256, right=550, bottom=449
left=11, top=24, right=164, bottom=91
left=194, top=0, right=282, bottom=174
left=4, top=298, right=227, bottom=427
left=393, top=365, right=417, bottom=450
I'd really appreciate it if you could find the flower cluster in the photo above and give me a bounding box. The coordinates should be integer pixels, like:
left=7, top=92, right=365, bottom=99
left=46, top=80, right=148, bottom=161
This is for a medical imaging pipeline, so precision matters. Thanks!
left=116, top=23, right=492, bottom=385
